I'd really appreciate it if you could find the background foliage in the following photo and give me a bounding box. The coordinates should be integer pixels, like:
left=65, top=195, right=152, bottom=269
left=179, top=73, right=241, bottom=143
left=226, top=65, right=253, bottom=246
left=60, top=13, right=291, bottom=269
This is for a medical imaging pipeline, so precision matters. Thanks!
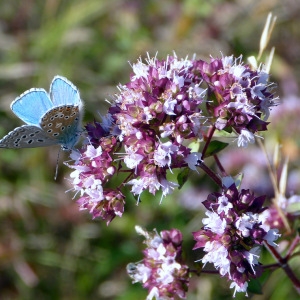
left=0, top=1, right=299, bottom=299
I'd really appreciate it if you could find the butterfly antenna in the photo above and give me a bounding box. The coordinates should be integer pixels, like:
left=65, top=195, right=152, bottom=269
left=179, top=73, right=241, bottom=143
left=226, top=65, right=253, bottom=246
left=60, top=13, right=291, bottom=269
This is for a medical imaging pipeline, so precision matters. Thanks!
left=54, top=148, right=62, bottom=180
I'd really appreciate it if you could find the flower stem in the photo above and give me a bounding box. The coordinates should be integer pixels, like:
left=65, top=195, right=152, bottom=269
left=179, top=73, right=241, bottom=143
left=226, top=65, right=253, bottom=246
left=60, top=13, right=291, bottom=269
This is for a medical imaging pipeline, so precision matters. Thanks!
left=201, top=125, right=216, bottom=160
left=214, top=154, right=227, bottom=176
left=286, top=234, right=300, bottom=260
left=197, top=161, right=222, bottom=187
left=264, top=242, right=300, bottom=294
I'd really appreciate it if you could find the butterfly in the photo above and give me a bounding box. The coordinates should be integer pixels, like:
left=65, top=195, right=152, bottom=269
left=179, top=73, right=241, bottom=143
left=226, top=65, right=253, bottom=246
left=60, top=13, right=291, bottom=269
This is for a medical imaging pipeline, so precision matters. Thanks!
left=0, top=75, right=84, bottom=151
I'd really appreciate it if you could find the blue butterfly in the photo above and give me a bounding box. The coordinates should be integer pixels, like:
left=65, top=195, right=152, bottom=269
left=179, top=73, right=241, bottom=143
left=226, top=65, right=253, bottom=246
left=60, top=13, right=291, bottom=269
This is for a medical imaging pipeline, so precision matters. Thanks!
left=0, top=76, right=84, bottom=151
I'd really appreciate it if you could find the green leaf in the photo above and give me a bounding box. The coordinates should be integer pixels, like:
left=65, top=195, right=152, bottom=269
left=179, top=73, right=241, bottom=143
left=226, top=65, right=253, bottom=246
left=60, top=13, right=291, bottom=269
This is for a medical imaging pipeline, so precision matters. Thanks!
left=187, top=140, right=201, bottom=152
left=248, top=278, right=263, bottom=294
left=286, top=201, right=300, bottom=214
left=203, top=140, right=228, bottom=158
left=248, top=270, right=272, bottom=295
left=177, top=168, right=190, bottom=189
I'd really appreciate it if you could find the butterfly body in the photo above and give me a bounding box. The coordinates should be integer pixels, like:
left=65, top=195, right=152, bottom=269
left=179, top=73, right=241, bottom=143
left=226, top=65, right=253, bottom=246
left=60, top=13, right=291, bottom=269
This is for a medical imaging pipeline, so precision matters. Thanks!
left=0, top=76, right=83, bottom=150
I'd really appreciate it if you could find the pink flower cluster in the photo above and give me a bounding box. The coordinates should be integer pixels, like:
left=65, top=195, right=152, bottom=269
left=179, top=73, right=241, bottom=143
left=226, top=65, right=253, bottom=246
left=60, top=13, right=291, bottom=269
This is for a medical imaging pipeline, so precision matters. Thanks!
left=67, top=53, right=276, bottom=221
left=263, top=194, right=300, bottom=231
left=111, top=55, right=207, bottom=199
left=68, top=141, right=125, bottom=224
left=194, top=55, right=276, bottom=146
left=127, top=226, right=189, bottom=300
left=193, top=183, right=280, bottom=296
left=63, top=53, right=284, bottom=297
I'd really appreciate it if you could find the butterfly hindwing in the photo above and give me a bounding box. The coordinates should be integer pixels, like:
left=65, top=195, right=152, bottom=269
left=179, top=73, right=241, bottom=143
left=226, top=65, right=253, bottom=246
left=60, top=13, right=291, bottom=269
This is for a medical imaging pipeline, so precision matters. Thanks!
left=40, top=105, right=81, bottom=148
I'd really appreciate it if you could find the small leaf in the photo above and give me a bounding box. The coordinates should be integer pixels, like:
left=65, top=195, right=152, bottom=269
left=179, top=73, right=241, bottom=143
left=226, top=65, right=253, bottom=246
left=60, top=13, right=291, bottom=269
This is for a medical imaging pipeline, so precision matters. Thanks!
left=177, top=168, right=190, bottom=189
left=286, top=200, right=300, bottom=214
left=248, top=270, right=272, bottom=295
left=222, top=126, right=233, bottom=134
left=187, top=141, right=201, bottom=153
left=203, top=140, right=228, bottom=158
left=247, top=278, right=263, bottom=294
left=214, top=128, right=233, bottom=137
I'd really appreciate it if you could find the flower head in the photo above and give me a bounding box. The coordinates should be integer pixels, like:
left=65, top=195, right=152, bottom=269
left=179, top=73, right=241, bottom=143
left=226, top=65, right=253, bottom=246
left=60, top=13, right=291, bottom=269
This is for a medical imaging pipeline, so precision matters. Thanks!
left=65, top=53, right=278, bottom=222
left=127, top=226, right=189, bottom=299
left=67, top=141, right=125, bottom=224
left=194, top=55, right=276, bottom=147
left=193, top=183, right=280, bottom=295
left=109, top=54, right=208, bottom=198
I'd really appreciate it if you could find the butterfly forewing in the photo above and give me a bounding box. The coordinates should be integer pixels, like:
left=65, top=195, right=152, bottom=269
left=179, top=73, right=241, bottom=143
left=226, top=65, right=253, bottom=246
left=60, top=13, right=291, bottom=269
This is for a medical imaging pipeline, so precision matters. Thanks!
left=10, top=89, right=54, bottom=125
left=0, top=125, right=57, bottom=148
left=50, top=76, right=82, bottom=106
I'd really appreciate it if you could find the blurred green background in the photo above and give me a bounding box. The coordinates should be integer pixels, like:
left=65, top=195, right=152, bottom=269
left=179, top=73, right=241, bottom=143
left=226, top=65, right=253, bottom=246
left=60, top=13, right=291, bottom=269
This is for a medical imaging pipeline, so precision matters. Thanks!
left=0, top=0, right=300, bottom=299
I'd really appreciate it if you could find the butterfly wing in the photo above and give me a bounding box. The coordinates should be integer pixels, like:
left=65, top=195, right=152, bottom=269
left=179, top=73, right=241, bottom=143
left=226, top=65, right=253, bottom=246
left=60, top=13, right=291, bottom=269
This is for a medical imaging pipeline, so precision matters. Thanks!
left=0, top=125, right=58, bottom=148
left=49, top=76, right=84, bottom=150
left=50, top=76, right=82, bottom=106
left=11, top=89, right=54, bottom=125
